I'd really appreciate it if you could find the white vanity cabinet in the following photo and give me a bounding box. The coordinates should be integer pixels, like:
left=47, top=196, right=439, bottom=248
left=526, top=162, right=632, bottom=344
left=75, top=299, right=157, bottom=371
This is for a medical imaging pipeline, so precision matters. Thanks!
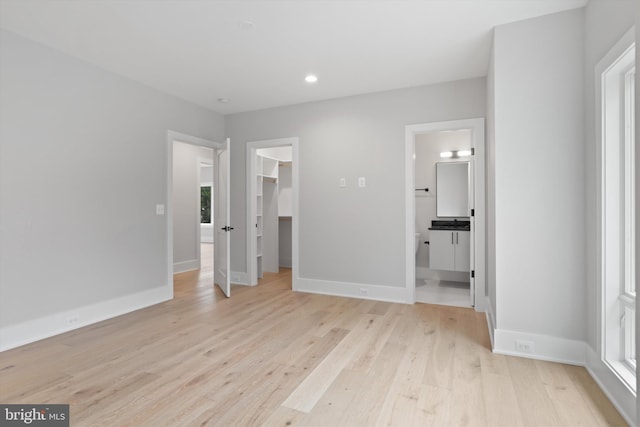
left=429, top=229, right=470, bottom=272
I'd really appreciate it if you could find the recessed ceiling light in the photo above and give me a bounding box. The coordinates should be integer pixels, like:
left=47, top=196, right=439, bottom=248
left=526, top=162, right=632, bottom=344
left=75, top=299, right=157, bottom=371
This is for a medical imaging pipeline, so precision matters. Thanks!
left=217, top=98, right=229, bottom=104
left=305, top=74, right=318, bottom=83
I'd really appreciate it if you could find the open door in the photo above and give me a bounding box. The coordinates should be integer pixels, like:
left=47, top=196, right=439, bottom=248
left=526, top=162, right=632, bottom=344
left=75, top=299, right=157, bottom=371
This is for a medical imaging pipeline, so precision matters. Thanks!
left=214, top=138, right=231, bottom=297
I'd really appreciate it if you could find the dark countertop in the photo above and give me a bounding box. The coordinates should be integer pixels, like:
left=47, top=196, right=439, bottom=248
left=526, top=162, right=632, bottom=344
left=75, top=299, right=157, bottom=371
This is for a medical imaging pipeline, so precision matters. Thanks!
left=429, top=220, right=470, bottom=231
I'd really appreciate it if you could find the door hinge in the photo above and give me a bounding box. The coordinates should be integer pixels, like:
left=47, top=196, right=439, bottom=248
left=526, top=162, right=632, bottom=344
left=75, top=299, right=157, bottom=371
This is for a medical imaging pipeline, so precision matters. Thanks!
left=471, top=270, right=475, bottom=278
left=471, top=209, right=475, bottom=217
left=471, top=148, right=475, bottom=155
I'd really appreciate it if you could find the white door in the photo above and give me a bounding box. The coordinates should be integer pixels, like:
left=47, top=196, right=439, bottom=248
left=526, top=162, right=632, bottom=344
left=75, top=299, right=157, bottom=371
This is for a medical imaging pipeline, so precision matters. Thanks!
left=214, top=138, right=231, bottom=297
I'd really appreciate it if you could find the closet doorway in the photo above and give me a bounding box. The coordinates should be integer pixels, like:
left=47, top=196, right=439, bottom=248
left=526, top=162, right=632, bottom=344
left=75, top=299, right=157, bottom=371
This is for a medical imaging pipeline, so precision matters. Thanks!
left=246, top=137, right=299, bottom=287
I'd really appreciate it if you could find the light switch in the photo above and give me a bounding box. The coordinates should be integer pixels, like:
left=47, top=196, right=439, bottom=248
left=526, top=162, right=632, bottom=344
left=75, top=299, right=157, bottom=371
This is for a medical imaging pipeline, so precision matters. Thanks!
left=358, top=177, right=366, bottom=188
left=339, top=178, right=346, bottom=188
left=156, top=204, right=165, bottom=215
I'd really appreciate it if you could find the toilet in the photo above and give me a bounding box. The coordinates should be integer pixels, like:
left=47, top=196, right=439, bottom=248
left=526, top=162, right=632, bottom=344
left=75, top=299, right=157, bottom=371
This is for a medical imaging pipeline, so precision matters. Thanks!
left=415, top=233, right=421, bottom=254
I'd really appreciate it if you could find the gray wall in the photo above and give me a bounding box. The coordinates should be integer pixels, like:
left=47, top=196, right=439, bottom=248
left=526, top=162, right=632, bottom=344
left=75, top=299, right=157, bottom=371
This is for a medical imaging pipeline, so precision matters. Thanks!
left=172, top=142, right=213, bottom=270
left=0, top=30, right=223, bottom=328
left=492, top=9, right=585, bottom=340
left=226, top=78, right=486, bottom=287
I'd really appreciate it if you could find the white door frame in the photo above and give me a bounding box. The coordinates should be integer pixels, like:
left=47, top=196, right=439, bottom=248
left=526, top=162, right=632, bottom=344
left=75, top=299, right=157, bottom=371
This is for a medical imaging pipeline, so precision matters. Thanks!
left=405, top=118, right=486, bottom=311
left=167, top=130, right=225, bottom=295
left=246, top=137, right=299, bottom=287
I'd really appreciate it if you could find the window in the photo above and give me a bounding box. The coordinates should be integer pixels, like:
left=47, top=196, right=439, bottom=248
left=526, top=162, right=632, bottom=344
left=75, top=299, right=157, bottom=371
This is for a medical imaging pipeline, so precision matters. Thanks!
left=599, top=33, right=635, bottom=390
left=201, top=186, right=212, bottom=224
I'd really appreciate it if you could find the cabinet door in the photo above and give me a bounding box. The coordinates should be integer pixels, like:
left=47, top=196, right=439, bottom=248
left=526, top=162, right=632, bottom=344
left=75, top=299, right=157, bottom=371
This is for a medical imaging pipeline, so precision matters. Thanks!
left=429, top=230, right=455, bottom=271
left=454, top=231, right=470, bottom=272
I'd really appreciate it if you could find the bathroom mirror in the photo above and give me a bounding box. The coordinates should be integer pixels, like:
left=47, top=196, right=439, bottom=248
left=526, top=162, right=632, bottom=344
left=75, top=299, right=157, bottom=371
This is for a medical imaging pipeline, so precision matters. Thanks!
left=436, top=161, right=470, bottom=217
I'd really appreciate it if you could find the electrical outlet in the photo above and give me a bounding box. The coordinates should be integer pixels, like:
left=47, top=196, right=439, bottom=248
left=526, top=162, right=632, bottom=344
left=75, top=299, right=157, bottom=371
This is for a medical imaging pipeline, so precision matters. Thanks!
left=359, top=288, right=368, bottom=296
left=358, top=177, right=366, bottom=188
left=156, top=204, right=165, bottom=215
left=515, top=339, right=534, bottom=353
left=68, top=315, right=79, bottom=325
left=339, top=178, right=346, bottom=188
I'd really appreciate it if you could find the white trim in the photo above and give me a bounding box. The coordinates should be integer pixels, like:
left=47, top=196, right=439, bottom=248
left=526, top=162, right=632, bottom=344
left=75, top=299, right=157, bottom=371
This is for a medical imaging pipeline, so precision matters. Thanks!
left=0, top=285, right=172, bottom=351
left=173, top=259, right=200, bottom=274
left=167, top=130, right=224, bottom=296
left=405, top=118, right=486, bottom=311
left=295, top=277, right=412, bottom=304
left=585, top=346, right=636, bottom=426
left=493, top=328, right=586, bottom=366
left=246, top=137, right=299, bottom=288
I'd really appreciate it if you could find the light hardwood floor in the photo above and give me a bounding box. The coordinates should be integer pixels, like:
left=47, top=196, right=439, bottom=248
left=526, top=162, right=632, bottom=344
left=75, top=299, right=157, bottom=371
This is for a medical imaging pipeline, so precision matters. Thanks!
left=0, top=263, right=628, bottom=426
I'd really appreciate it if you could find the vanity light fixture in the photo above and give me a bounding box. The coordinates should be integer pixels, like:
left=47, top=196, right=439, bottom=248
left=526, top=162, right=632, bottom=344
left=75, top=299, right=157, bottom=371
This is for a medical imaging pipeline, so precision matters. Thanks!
left=440, top=150, right=472, bottom=159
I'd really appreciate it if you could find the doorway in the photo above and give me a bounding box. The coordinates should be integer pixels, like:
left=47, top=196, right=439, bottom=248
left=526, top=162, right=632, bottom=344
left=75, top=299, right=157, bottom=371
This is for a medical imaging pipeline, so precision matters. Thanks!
left=167, top=131, right=231, bottom=298
left=405, top=119, right=486, bottom=311
left=246, top=137, right=299, bottom=287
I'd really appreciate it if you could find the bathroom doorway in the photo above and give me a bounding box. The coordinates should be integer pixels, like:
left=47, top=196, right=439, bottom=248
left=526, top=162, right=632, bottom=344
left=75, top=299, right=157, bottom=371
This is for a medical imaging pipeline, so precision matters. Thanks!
left=405, top=118, right=486, bottom=311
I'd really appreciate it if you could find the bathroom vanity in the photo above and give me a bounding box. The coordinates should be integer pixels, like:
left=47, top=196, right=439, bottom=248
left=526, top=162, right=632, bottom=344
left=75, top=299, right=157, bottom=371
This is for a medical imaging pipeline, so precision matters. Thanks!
left=429, top=220, right=470, bottom=272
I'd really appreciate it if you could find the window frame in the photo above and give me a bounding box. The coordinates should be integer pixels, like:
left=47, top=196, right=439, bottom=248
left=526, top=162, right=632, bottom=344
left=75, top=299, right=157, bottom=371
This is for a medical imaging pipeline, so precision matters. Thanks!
left=599, top=34, right=636, bottom=391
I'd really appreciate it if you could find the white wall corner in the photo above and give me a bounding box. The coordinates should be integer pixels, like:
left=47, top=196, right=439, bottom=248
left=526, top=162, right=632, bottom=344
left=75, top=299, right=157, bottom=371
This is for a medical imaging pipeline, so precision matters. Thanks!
left=173, top=259, right=200, bottom=274
left=485, top=298, right=496, bottom=349
left=585, top=346, right=636, bottom=426
left=231, top=270, right=251, bottom=286
left=294, top=277, right=413, bottom=304
left=493, top=328, right=587, bottom=366
left=0, top=285, right=172, bottom=352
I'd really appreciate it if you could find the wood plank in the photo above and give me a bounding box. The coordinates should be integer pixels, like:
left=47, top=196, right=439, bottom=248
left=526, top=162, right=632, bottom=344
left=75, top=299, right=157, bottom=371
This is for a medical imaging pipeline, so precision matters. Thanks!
left=0, top=265, right=627, bottom=426
left=507, top=356, right=564, bottom=426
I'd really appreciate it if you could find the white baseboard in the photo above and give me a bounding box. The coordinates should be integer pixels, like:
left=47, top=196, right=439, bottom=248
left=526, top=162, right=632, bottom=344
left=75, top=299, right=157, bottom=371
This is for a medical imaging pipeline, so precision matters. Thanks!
left=294, top=277, right=412, bottom=304
left=585, top=346, right=636, bottom=426
left=416, top=267, right=469, bottom=283
left=493, top=328, right=586, bottom=366
left=230, top=270, right=250, bottom=285
left=485, top=301, right=496, bottom=349
left=0, top=285, right=172, bottom=352
left=173, top=259, right=199, bottom=273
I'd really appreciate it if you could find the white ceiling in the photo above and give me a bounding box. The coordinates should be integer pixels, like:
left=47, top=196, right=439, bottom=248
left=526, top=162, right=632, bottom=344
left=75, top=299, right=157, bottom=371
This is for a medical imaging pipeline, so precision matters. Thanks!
left=0, top=0, right=587, bottom=115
